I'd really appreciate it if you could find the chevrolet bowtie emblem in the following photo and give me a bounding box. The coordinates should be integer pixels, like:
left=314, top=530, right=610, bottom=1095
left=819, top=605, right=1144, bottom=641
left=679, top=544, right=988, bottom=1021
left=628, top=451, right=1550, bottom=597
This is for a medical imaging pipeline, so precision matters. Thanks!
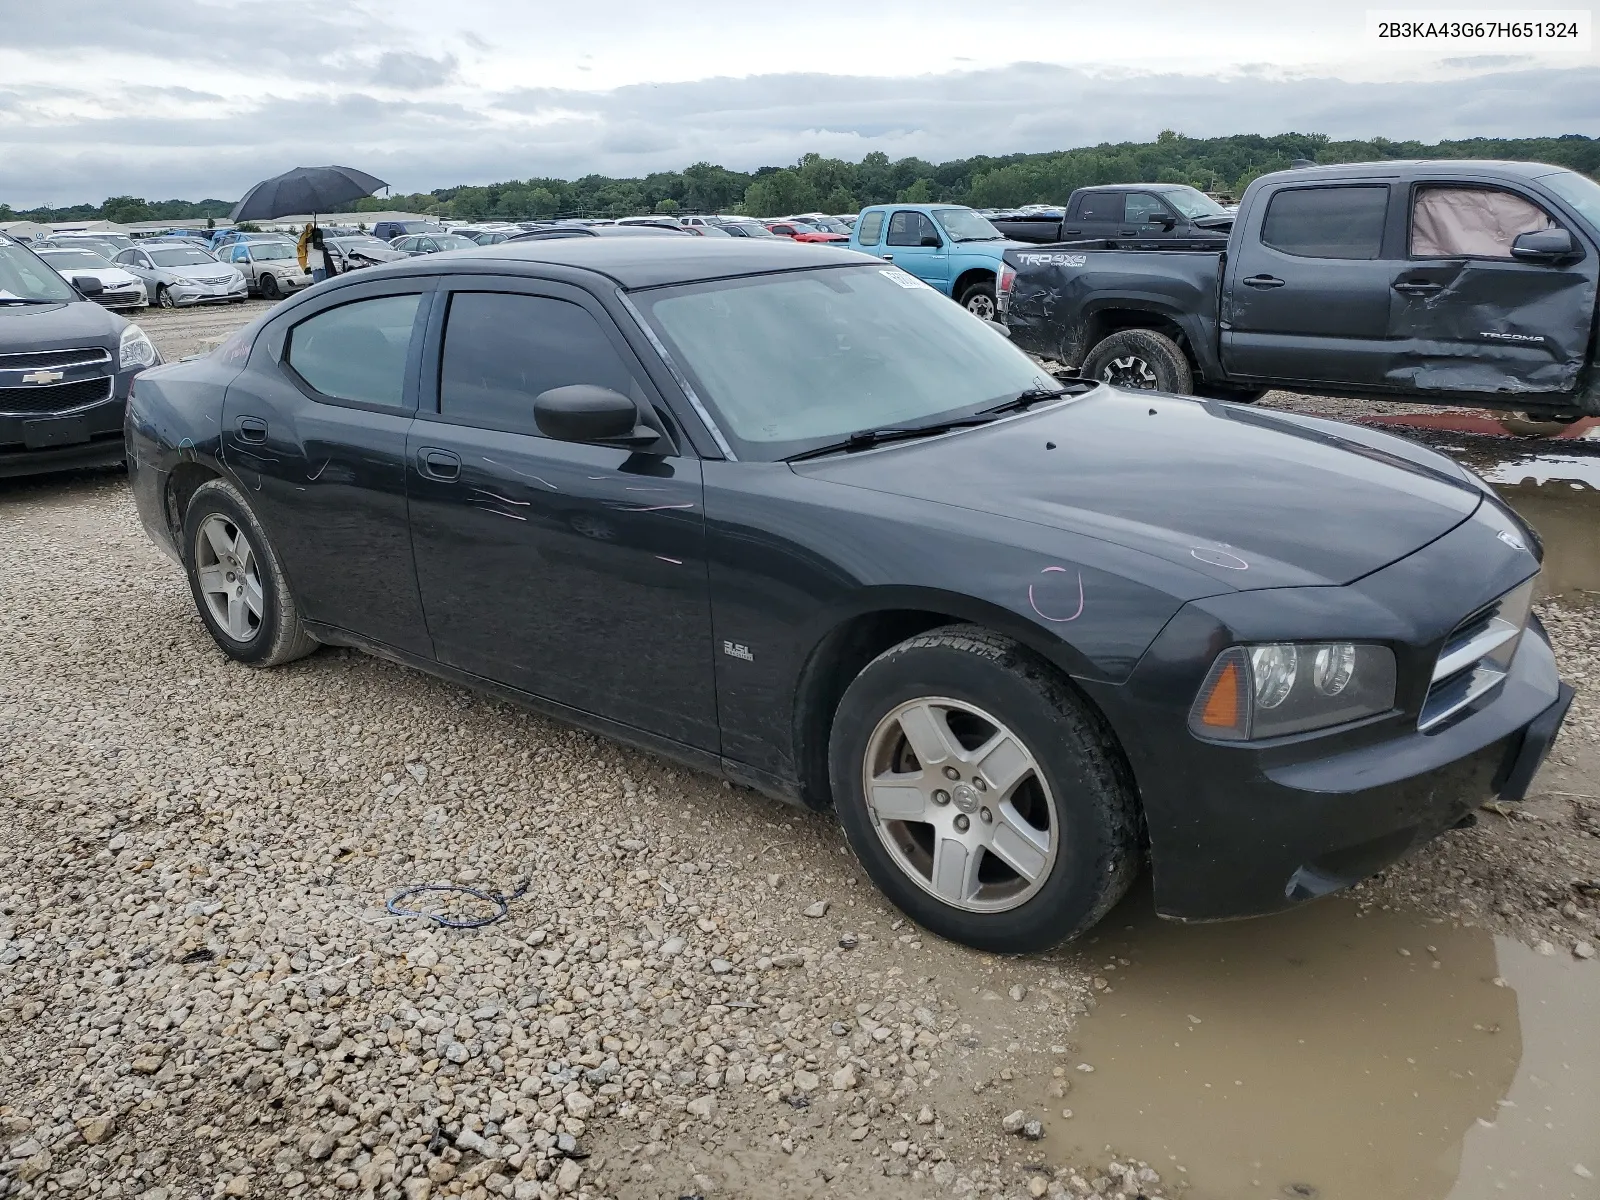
left=21, top=369, right=64, bottom=385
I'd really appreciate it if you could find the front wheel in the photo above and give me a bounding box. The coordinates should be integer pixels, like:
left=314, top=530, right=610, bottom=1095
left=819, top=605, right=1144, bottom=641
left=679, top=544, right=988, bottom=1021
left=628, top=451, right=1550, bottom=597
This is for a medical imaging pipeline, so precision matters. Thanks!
left=157, top=286, right=176, bottom=309
left=959, top=279, right=998, bottom=322
left=259, top=273, right=281, bottom=301
left=182, top=479, right=319, bottom=667
left=829, top=626, right=1141, bottom=953
left=1081, top=328, right=1193, bottom=393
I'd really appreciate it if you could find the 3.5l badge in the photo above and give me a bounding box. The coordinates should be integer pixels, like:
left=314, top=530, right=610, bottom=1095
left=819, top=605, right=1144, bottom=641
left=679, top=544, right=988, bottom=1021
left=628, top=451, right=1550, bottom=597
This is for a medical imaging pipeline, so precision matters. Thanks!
left=721, top=640, right=754, bottom=662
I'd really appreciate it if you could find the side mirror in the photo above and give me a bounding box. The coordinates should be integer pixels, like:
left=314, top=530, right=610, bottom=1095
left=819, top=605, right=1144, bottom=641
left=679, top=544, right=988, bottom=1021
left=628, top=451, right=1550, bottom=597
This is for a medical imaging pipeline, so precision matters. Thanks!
left=73, top=276, right=104, bottom=298
left=1511, top=227, right=1575, bottom=262
left=534, top=385, right=669, bottom=451
left=984, top=319, right=1011, bottom=338
left=919, top=234, right=942, bottom=248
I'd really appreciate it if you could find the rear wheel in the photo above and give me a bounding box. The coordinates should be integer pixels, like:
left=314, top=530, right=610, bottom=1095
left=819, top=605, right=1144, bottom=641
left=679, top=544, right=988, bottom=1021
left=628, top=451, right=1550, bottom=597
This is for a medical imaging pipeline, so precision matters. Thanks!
left=259, top=273, right=281, bottom=301
left=182, top=479, right=318, bottom=667
left=959, top=279, right=998, bottom=321
left=829, top=626, right=1141, bottom=953
left=1082, top=328, right=1193, bottom=393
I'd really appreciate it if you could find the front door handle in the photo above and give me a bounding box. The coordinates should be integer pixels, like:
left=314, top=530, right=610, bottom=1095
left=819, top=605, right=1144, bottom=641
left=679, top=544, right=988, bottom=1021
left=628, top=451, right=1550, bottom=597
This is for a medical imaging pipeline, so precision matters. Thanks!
left=881, top=253, right=894, bottom=262
left=1243, top=274, right=1286, bottom=289
left=1393, top=280, right=1444, bottom=296
left=418, top=447, right=460, bottom=482
left=235, top=415, right=268, bottom=443
left=1063, top=228, right=1081, bottom=235
left=1119, top=228, right=1137, bottom=236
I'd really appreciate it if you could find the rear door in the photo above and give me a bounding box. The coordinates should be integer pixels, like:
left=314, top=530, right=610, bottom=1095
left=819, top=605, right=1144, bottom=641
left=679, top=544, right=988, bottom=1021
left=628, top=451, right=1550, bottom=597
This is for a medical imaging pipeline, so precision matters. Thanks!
left=882, top=210, right=950, bottom=290
left=221, top=277, right=436, bottom=656
left=1068, top=190, right=1124, bottom=241
left=1386, top=180, right=1598, bottom=396
left=405, top=276, right=719, bottom=750
left=1221, top=182, right=1398, bottom=387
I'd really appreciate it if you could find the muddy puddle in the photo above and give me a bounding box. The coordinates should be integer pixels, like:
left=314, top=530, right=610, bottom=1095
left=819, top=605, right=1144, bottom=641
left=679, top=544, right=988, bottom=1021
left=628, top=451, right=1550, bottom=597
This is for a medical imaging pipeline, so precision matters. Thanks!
left=1035, top=892, right=1599, bottom=1200
left=1470, top=451, right=1600, bottom=607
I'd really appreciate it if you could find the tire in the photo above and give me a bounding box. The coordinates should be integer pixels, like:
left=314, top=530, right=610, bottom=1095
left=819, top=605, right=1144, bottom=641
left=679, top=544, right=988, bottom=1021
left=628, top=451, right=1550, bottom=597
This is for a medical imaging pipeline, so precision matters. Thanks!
left=259, top=273, right=281, bottom=301
left=959, top=279, right=998, bottom=322
left=157, top=286, right=176, bottom=309
left=829, top=625, right=1141, bottom=953
left=181, top=478, right=319, bottom=668
left=1081, top=328, right=1193, bottom=393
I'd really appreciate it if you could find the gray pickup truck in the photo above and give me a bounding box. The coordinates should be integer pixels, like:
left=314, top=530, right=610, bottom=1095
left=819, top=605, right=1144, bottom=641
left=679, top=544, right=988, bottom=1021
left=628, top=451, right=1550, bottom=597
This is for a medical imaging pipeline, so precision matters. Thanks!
left=998, top=160, right=1600, bottom=419
left=989, top=183, right=1234, bottom=247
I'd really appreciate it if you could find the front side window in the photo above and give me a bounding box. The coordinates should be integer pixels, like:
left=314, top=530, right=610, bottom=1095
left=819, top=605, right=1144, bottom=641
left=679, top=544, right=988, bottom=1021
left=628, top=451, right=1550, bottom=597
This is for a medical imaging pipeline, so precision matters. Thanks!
left=886, top=212, right=939, bottom=247
left=1261, top=186, right=1389, bottom=259
left=1124, top=193, right=1172, bottom=224
left=286, top=294, right=422, bottom=406
left=1411, top=186, right=1555, bottom=259
left=635, top=264, right=1056, bottom=460
left=439, top=292, right=641, bottom=437
left=855, top=211, right=885, bottom=245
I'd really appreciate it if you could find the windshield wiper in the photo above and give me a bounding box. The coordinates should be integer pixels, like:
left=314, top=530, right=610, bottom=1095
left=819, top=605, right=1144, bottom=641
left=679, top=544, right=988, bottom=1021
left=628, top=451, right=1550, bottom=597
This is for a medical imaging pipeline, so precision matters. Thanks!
left=975, top=380, right=1090, bottom=416
left=786, top=415, right=999, bottom=462
left=953, top=235, right=1005, bottom=242
left=0, top=297, right=60, bottom=305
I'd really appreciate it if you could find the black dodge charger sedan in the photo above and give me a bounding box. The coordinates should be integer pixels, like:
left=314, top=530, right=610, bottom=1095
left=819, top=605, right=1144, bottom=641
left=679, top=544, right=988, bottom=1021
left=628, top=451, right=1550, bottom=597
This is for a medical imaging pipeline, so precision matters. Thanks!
left=126, top=238, right=1572, bottom=952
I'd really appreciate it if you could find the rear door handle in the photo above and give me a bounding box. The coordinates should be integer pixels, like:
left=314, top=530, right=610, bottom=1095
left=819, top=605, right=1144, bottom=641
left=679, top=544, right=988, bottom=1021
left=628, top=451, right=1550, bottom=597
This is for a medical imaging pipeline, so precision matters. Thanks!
left=235, top=415, right=268, bottom=443
left=1243, top=275, right=1286, bottom=289
left=1393, top=280, right=1444, bottom=296
left=418, top=447, right=460, bottom=482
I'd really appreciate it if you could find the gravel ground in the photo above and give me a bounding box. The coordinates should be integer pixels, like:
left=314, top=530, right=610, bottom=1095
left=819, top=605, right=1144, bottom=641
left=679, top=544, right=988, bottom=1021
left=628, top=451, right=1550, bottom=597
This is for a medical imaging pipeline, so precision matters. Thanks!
left=135, top=300, right=279, bottom=363
left=0, top=317, right=1595, bottom=1199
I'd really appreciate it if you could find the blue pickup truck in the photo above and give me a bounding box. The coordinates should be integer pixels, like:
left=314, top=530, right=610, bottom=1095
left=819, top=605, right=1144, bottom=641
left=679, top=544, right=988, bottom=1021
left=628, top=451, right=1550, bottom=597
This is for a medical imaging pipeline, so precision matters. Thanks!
left=847, top=204, right=1020, bottom=319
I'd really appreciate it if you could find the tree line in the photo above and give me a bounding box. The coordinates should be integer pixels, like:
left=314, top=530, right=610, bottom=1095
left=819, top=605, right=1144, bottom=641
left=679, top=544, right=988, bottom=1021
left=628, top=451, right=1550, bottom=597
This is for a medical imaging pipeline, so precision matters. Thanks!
left=5, top=132, right=1596, bottom=225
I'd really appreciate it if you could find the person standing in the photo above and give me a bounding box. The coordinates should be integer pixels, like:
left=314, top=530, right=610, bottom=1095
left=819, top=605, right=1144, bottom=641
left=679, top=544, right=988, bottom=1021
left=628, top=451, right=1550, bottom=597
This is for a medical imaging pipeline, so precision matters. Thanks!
left=298, top=224, right=337, bottom=283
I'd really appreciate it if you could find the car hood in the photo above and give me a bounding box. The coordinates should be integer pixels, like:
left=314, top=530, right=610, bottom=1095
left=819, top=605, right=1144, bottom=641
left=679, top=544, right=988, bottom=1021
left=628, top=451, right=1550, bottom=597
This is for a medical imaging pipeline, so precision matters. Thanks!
left=793, top=388, right=1482, bottom=590
left=180, top=265, right=239, bottom=282
left=60, top=267, right=140, bottom=287
left=0, top=300, right=124, bottom=353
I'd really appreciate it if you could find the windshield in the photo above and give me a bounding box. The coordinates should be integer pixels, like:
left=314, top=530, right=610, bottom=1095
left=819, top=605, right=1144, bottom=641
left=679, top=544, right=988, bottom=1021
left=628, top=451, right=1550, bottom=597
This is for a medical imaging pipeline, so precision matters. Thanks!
left=250, top=243, right=296, bottom=260
left=933, top=208, right=1003, bottom=242
left=809, top=217, right=851, bottom=234
left=39, top=249, right=111, bottom=270
left=634, top=264, right=1056, bottom=460
left=0, top=241, right=78, bottom=303
left=1157, top=186, right=1228, bottom=219
left=1538, top=170, right=1600, bottom=231
left=727, top=223, right=778, bottom=238
left=151, top=248, right=219, bottom=267
left=52, top=239, right=118, bottom=258
left=434, top=235, right=476, bottom=250
left=334, top=237, right=392, bottom=251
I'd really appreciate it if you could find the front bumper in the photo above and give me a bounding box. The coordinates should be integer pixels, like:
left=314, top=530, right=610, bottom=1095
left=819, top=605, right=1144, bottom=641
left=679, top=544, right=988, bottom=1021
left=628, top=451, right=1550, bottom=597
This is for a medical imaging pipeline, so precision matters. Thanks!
left=0, top=372, right=135, bottom=479
left=169, top=279, right=248, bottom=306
left=1093, top=498, right=1570, bottom=922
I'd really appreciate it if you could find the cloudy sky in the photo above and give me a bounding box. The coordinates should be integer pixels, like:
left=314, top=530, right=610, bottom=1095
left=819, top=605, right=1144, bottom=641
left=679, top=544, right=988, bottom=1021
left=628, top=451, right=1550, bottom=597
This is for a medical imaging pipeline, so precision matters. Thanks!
left=1, top=0, right=1595, bottom=207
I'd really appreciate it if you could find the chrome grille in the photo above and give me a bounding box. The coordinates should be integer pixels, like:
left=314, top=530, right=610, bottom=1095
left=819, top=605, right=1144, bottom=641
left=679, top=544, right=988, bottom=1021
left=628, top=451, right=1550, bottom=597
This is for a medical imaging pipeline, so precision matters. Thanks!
left=1419, top=578, right=1535, bottom=732
left=0, top=376, right=115, bottom=416
left=0, top=347, right=112, bottom=372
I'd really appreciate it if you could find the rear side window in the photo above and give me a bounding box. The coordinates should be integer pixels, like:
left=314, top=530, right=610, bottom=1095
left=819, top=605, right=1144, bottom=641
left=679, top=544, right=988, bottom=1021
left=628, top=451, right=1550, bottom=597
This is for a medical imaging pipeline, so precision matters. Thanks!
left=439, top=293, right=641, bottom=436
left=1076, top=192, right=1122, bottom=221
left=1411, top=186, right=1555, bottom=258
left=1261, top=186, right=1389, bottom=259
left=886, top=211, right=938, bottom=247
left=286, top=294, right=422, bottom=406
left=856, top=211, right=885, bottom=245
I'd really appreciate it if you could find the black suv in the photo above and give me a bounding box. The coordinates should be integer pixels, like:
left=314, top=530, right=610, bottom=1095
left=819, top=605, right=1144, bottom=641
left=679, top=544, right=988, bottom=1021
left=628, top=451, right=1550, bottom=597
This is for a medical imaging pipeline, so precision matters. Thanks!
left=0, top=233, right=159, bottom=477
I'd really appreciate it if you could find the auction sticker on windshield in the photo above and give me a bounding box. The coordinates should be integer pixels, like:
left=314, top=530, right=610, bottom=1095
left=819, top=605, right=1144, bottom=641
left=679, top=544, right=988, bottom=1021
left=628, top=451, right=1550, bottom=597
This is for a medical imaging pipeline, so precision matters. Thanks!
left=880, top=269, right=925, bottom=289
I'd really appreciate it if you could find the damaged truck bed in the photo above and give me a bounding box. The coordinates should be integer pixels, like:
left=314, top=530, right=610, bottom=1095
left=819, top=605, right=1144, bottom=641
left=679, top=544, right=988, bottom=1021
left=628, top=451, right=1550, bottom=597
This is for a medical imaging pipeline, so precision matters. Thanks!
left=998, top=159, right=1600, bottom=418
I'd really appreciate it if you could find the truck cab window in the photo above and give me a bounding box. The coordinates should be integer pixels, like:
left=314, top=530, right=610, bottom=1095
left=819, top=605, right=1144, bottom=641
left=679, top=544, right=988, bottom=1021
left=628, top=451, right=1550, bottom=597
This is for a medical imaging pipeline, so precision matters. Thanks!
left=1260, top=186, right=1388, bottom=259
left=1411, top=186, right=1554, bottom=259
left=1076, top=192, right=1122, bottom=222
left=1124, top=193, right=1172, bottom=224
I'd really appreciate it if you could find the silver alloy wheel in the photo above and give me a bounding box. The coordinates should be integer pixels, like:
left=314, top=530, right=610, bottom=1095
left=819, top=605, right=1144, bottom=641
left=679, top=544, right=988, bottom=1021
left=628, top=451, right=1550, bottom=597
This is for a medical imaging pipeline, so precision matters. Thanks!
left=965, top=291, right=997, bottom=321
left=158, top=287, right=176, bottom=309
left=195, top=513, right=265, bottom=642
left=1100, top=355, right=1159, bottom=388
left=862, top=697, right=1059, bottom=913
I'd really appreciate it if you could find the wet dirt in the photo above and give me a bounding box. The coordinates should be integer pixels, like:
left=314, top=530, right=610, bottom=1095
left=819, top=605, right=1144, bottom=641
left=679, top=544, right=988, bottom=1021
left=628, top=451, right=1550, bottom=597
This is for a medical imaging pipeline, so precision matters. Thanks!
left=1035, top=889, right=1600, bottom=1200
left=1473, top=451, right=1600, bottom=607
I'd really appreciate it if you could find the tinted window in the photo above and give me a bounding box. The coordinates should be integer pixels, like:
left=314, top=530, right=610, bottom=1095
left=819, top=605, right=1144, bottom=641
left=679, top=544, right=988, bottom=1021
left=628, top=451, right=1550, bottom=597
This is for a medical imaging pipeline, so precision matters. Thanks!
left=886, top=211, right=938, bottom=246
left=1124, top=193, right=1171, bottom=224
left=439, top=293, right=640, bottom=436
left=1261, top=186, right=1389, bottom=259
left=1076, top=192, right=1122, bottom=222
left=286, top=294, right=422, bottom=405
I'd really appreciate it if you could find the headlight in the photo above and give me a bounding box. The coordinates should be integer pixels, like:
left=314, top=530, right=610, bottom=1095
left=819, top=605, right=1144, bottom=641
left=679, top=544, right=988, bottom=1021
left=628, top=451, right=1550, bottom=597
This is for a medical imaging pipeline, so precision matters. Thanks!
left=119, top=323, right=158, bottom=370
left=171, top=276, right=195, bottom=285
left=1189, top=642, right=1396, bottom=741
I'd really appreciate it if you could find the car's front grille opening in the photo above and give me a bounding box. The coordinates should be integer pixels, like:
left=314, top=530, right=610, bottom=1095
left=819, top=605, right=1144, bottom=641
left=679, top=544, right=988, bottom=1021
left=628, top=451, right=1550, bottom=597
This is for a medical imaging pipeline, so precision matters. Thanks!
left=0, top=347, right=112, bottom=372
left=1418, top=577, right=1535, bottom=733
left=0, top=376, right=115, bottom=416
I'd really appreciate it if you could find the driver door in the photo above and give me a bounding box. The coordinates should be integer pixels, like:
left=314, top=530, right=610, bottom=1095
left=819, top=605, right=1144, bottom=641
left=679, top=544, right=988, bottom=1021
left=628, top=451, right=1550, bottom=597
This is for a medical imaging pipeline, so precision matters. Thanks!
left=882, top=211, right=950, bottom=289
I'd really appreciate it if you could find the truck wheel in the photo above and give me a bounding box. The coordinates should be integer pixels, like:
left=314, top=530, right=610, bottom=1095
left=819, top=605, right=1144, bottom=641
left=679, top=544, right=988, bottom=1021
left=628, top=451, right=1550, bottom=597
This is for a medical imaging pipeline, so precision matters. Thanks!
left=959, top=280, right=998, bottom=322
left=828, top=625, right=1141, bottom=953
left=1082, top=329, right=1193, bottom=394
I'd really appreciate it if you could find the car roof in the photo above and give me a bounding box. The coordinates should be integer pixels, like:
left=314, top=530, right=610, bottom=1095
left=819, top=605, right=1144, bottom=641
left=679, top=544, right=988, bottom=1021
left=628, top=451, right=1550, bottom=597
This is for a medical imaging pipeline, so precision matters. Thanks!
left=429, top=237, right=868, bottom=288
left=1262, top=159, right=1574, bottom=183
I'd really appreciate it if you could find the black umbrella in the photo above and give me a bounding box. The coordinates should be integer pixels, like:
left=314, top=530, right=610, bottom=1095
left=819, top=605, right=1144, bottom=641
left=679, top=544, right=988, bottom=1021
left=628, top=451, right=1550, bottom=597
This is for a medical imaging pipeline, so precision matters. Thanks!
left=229, top=165, right=389, bottom=223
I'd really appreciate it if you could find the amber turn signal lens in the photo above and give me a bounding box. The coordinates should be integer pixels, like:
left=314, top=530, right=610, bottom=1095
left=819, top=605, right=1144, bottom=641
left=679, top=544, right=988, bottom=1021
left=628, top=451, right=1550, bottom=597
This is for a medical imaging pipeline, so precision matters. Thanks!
left=1189, top=648, right=1250, bottom=740
left=1201, top=661, right=1241, bottom=727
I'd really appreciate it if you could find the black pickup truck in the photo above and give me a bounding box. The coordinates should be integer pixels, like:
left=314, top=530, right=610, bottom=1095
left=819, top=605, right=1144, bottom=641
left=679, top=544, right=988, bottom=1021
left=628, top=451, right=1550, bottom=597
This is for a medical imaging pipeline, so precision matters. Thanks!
left=989, top=184, right=1234, bottom=246
left=998, top=161, right=1600, bottom=419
